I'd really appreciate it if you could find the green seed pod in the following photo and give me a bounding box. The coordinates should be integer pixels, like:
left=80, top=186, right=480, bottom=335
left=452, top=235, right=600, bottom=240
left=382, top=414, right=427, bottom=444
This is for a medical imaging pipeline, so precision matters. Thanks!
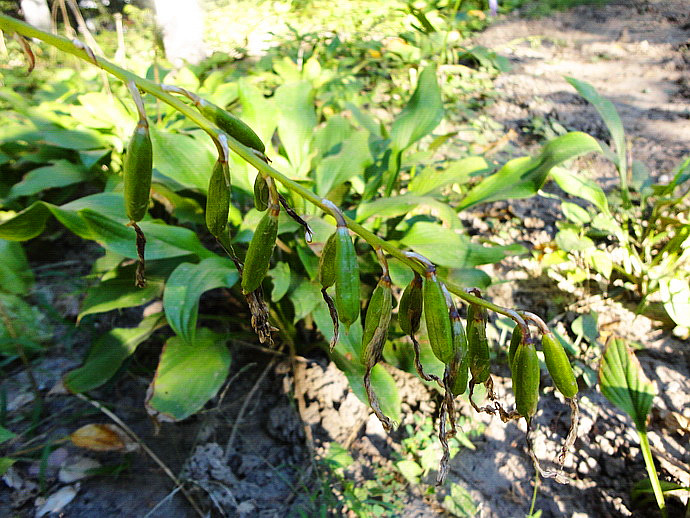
left=253, top=174, right=269, bottom=212
left=318, top=232, right=337, bottom=289
left=512, top=340, right=540, bottom=418
left=205, top=159, right=231, bottom=237
left=361, top=277, right=393, bottom=368
left=448, top=308, right=469, bottom=396
left=241, top=205, right=279, bottom=293
left=542, top=332, right=578, bottom=398
left=423, top=273, right=453, bottom=364
left=124, top=120, right=153, bottom=222
left=197, top=99, right=265, bottom=154
left=508, top=324, right=522, bottom=372
left=334, top=226, right=360, bottom=327
left=398, top=273, right=423, bottom=336
left=467, top=303, right=491, bottom=384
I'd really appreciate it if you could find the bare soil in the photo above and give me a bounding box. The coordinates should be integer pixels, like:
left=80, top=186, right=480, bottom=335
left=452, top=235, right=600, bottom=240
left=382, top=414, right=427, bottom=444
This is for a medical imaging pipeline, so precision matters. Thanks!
left=2, top=1, right=689, bottom=517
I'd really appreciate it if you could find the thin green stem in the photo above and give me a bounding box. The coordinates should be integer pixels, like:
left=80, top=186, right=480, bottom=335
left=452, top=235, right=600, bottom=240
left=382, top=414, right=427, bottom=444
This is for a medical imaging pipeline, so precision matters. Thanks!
left=527, top=469, right=540, bottom=517
left=0, top=13, right=531, bottom=326
left=638, top=428, right=666, bottom=518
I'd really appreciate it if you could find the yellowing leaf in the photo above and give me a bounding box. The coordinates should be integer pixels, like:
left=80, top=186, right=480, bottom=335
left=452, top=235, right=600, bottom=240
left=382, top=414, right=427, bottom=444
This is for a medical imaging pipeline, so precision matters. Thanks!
left=70, top=424, right=136, bottom=452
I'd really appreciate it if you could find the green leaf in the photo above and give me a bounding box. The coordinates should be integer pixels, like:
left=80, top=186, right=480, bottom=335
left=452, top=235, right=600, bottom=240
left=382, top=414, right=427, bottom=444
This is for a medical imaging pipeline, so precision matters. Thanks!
left=560, top=202, right=591, bottom=224
left=443, top=483, right=478, bottom=517
left=551, top=167, right=609, bottom=214
left=0, top=458, right=15, bottom=476
left=150, top=126, right=215, bottom=192
left=0, top=426, right=16, bottom=444
left=238, top=78, right=277, bottom=149
left=443, top=268, right=492, bottom=290
left=0, top=202, right=52, bottom=241
left=659, top=278, right=690, bottom=328
left=458, top=132, right=602, bottom=211
left=599, top=337, right=656, bottom=430
left=269, top=262, right=291, bottom=302
left=63, top=315, right=163, bottom=393
left=566, top=77, right=626, bottom=173
left=396, top=460, right=423, bottom=484
left=274, top=81, right=317, bottom=176
left=78, top=277, right=164, bottom=322
left=408, top=156, right=489, bottom=195
left=0, top=240, right=33, bottom=295
left=0, top=293, right=52, bottom=353
left=315, top=130, right=372, bottom=195
left=571, top=312, right=599, bottom=344
left=356, top=195, right=460, bottom=229
left=79, top=209, right=212, bottom=260
left=555, top=228, right=594, bottom=252
left=400, top=222, right=506, bottom=269
left=8, top=160, right=89, bottom=199
left=586, top=249, right=612, bottom=279
left=163, top=257, right=239, bottom=345
left=347, top=363, right=402, bottom=425
left=145, top=328, right=231, bottom=421
left=291, top=279, right=324, bottom=323
left=324, top=442, right=354, bottom=470
left=390, top=66, right=443, bottom=152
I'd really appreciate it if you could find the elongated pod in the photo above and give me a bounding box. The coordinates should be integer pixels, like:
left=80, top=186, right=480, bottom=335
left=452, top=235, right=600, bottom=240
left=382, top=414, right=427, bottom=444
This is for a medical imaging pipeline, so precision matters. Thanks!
left=423, top=271, right=453, bottom=364
left=361, top=276, right=393, bottom=368
left=399, top=273, right=423, bottom=337
left=334, top=226, right=360, bottom=327
left=205, top=159, right=231, bottom=237
left=467, top=303, right=491, bottom=384
left=448, top=306, right=470, bottom=396
left=196, top=98, right=265, bottom=154
left=253, top=173, right=269, bottom=212
left=542, top=332, right=578, bottom=398
left=512, top=340, right=540, bottom=418
left=241, top=204, right=279, bottom=293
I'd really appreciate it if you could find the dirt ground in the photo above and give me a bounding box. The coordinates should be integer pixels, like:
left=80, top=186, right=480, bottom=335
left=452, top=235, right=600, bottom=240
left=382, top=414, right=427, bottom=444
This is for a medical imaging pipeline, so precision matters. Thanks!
left=2, top=1, right=689, bottom=517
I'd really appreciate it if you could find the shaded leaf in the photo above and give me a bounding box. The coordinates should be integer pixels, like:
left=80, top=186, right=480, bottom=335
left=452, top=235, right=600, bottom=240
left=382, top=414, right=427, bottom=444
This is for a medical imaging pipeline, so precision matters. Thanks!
left=145, top=328, right=231, bottom=421
left=63, top=315, right=163, bottom=393
left=409, top=156, right=489, bottom=195
left=599, top=337, right=656, bottom=430
left=78, top=277, right=164, bottom=322
left=0, top=458, right=15, bottom=476
left=551, top=167, right=609, bottom=214
left=150, top=126, right=215, bottom=192
left=0, top=426, right=16, bottom=444
left=163, top=257, right=239, bottom=345
left=0, top=239, right=33, bottom=295
left=8, top=160, right=89, bottom=199
left=315, top=130, right=372, bottom=195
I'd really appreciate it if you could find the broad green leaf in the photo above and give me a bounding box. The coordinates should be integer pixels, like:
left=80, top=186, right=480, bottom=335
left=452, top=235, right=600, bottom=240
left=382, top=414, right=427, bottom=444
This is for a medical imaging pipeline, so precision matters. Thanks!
left=38, top=126, right=106, bottom=150
left=443, top=483, right=478, bottom=517
left=566, top=77, right=626, bottom=173
left=599, top=337, right=656, bottom=430
left=163, top=257, right=239, bottom=345
left=145, top=328, right=231, bottom=421
left=400, top=222, right=507, bottom=269
left=555, top=228, right=594, bottom=252
left=0, top=240, right=33, bottom=295
left=344, top=362, right=402, bottom=426
left=409, top=156, right=489, bottom=195
left=274, top=81, right=317, bottom=176
left=63, top=315, right=163, bottom=393
left=238, top=78, right=277, bottom=149
left=0, top=426, right=15, bottom=444
left=8, top=160, right=89, bottom=199
left=586, top=249, right=613, bottom=279
left=0, top=458, right=15, bottom=476
left=0, top=202, right=52, bottom=241
left=443, top=268, right=492, bottom=290
left=344, top=102, right=382, bottom=138
left=312, top=115, right=355, bottom=161
left=551, top=167, right=609, bottom=214
left=659, top=278, right=690, bottom=328
left=315, top=130, right=373, bottom=195
left=291, top=279, right=324, bottom=323
left=324, top=442, right=354, bottom=470
left=390, top=66, right=443, bottom=152
left=78, top=277, right=164, bottom=322
left=0, top=293, right=52, bottom=354
left=396, top=460, right=423, bottom=484
left=560, top=202, right=591, bottom=225
left=269, top=262, right=291, bottom=302
left=356, top=195, right=459, bottom=229
left=458, top=132, right=602, bottom=211
left=80, top=209, right=213, bottom=260
left=149, top=126, right=215, bottom=192
left=571, top=312, right=599, bottom=344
